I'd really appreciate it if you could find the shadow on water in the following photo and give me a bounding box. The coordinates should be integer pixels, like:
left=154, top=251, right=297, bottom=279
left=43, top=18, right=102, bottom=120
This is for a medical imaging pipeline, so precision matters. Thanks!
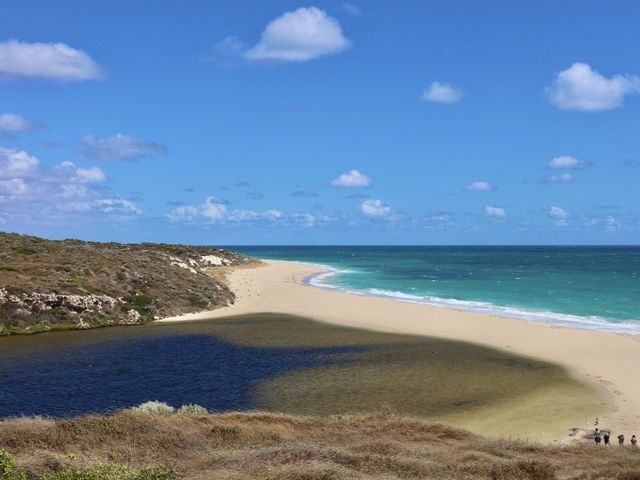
left=0, top=332, right=360, bottom=418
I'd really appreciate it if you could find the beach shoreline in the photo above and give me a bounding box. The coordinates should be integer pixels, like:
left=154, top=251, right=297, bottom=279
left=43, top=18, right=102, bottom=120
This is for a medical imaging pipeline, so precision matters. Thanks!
left=161, top=259, right=640, bottom=442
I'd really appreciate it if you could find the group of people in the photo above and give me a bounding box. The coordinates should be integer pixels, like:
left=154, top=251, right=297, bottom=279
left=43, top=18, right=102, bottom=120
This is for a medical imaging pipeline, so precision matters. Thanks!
left=594, top=428, right=637, bottom=447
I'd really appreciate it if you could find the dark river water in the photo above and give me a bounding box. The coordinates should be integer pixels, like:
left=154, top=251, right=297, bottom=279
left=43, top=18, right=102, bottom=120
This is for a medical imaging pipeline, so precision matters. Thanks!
left=0, top=321, right=356, bottom=418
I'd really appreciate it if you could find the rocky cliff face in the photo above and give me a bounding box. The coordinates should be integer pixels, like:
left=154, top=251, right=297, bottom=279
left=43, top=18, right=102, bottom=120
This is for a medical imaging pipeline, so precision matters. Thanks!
left=0, top=232, right=253, bottom=334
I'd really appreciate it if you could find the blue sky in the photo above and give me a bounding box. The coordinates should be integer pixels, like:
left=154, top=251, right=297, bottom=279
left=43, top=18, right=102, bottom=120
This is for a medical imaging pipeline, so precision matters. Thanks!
left=1, top=0, right=639, bottom=244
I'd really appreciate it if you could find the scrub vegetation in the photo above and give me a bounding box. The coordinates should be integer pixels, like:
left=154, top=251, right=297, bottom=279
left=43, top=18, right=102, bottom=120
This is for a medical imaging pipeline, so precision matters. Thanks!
left=1, top=410, right=639, bottom=480
left=0, top=232, right=252, bottom=335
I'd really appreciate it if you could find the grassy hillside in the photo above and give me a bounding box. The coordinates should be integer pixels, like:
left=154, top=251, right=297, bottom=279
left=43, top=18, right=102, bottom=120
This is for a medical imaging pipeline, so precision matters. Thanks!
left=0, top=232, right=252, bottom=334
left=1, top=409, right=639, bottom=480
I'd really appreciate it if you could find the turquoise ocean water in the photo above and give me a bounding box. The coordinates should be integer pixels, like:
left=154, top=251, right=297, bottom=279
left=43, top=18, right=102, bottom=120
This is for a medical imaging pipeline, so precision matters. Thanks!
left=232, top=246, right=640, bottom=334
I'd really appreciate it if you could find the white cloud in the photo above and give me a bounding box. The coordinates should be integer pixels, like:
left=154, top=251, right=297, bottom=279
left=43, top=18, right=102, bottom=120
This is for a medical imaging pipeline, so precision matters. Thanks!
left=292, top=212, right=316, bottom=227
left=167, top=197, right=324, bottom=228
left=0, top=146, right=38, bottom=178
left=168, top=197, right=227, bottom=223
left=244, top=7, right=351, bottom=62
left=548, top=155, right=589, bottom=170
left=167, top=205, right=199, bottom=222
left=0, top=113, right=41, bottom=135
left=422, top=81, right=464, bottom=103
left=548, top=206, right=568, bottom=219
left=95, top=198, right=141, bottom=215
left=360, top=199, right=390, bottom=218
left=0, top=39, right=103, bottom=81
left=61, top=184, right=89, bottom=198
left=546, top=63, right=640, bottom=111
left=81, top=134, right=168, bottom=162
left=549, top=172, right=573, bottom=183
left=201, top=196, right=227, bottom=222
left=75, top=166, right=107, bottom=183
left=0, top=178, right=28, bottom=196
left=0, top=147, right=139, bottom=225
left=485, top=205, right=506, bottom=218
left=547, top=206, right=568, bottom=226
left=330, top=169, right=373, bottom=187
left=228, top=209, right=286, bottom=223
left=465, top=181, right=495, bottom=192
left=605, top=215, right=621, bottom=232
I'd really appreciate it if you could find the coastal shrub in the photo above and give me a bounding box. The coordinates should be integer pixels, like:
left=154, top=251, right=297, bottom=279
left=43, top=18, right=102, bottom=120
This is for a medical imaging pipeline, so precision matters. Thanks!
left=130, top=401, right=175, bottom=415
left=177, top=404, right=207, bottom=415
left=40, top=464, right=180, bottom=480
left=489, top=460, right=556, bottom=480
left=0, top=449, right=26, bottom=480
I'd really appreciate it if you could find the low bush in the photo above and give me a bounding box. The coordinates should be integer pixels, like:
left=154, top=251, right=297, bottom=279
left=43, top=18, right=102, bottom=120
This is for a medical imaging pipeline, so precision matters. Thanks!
left=177, top=404, right=208, bottom=415
left=130, top=402, right=175, bottom=415
left=0, top=449, right=26, bottom=480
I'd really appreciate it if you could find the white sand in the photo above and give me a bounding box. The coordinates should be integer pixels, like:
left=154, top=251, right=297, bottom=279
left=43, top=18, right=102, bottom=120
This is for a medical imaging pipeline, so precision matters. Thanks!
left=162, top=260, right=640, bottom=441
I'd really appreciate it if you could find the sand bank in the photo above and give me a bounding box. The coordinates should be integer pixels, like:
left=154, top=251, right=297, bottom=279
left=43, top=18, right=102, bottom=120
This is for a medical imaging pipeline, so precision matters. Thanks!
left=162, top=260, right=640, bottom=441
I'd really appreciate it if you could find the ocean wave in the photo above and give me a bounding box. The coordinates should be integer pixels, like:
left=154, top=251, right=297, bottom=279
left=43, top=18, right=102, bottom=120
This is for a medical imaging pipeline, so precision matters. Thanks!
left=303, top=266, right=640, bottom=335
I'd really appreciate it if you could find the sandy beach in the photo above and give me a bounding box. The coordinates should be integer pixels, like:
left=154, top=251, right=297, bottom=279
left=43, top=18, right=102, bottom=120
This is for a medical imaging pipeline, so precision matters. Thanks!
left=162, top=260, right=640, bottom=442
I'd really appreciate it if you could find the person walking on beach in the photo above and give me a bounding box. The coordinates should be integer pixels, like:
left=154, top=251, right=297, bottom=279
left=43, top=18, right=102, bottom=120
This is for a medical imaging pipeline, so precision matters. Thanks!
left=631, top=435, right=637, bottom=447
left=603, top=432, right=610, bottom=446
left=618, top=433, right=625, bottom=445
left=594, top=428, right=602, bottom=446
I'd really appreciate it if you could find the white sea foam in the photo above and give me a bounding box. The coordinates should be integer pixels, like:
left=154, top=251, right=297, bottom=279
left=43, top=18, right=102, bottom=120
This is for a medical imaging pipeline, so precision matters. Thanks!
left=302, top=264, right=640, bottom=335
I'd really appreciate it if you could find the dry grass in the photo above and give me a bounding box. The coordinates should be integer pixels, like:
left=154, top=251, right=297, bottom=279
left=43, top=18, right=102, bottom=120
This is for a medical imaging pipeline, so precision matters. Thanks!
left=0, top=411, right=638, bottom=480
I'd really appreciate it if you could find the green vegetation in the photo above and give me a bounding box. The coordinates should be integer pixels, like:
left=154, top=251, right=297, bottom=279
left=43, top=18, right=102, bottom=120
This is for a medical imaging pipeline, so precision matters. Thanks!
left=1, top=450, right=178, bottom=480
left=0, top=449, right=26, bottom=480
left=41, top=464, right=179, bottom=480
left=1, top=411, right=638, bottom=480
left=130, top=402, right=176, bottom=415
left=0, top=232, right=252, bottom=335
left=177, top=404, right=208, bottom=415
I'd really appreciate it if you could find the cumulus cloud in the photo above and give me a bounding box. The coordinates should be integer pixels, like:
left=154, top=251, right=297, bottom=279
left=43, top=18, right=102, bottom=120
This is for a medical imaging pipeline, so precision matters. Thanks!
left=546, top=206, right=568, bottom=226
left=244, top=7, right=351, bottom=62
left=95, top=198, right=141, bottom=215
left=548, top=155, right=590, bottom=170
left=548, top=206, right=568, bottom=219
left=485, top=205, right=506, bottom=218
left=546, top=63, right=640, bottom=111
left=167, top=197, right=328, bottom=229
left=201, top=197, right=228, bottom=221
left=422, top=82, right=464, bottom=103
left=0, top=39, right=103, bottom=81
left=548, top=172, right=573, bottom=183
left=80, top=134, right=168, bottom=162
left=167, top=205, right=199, bottom=222
left=0, top=178, right=28, bottom=196
left=0, top=146, right=141, bottom=225
left=465, top=181, right=495, bottom=192
left=168, top=197, right=227, bottom=223
left=0, top=146, right=38, bottom=178
left=74, top=166, right=107, bottom=183
left=0, top=113, right=42, bottom=137
left=360, top=199, right=391, bottom=218
left=330, top=169, right=373, bottom=187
